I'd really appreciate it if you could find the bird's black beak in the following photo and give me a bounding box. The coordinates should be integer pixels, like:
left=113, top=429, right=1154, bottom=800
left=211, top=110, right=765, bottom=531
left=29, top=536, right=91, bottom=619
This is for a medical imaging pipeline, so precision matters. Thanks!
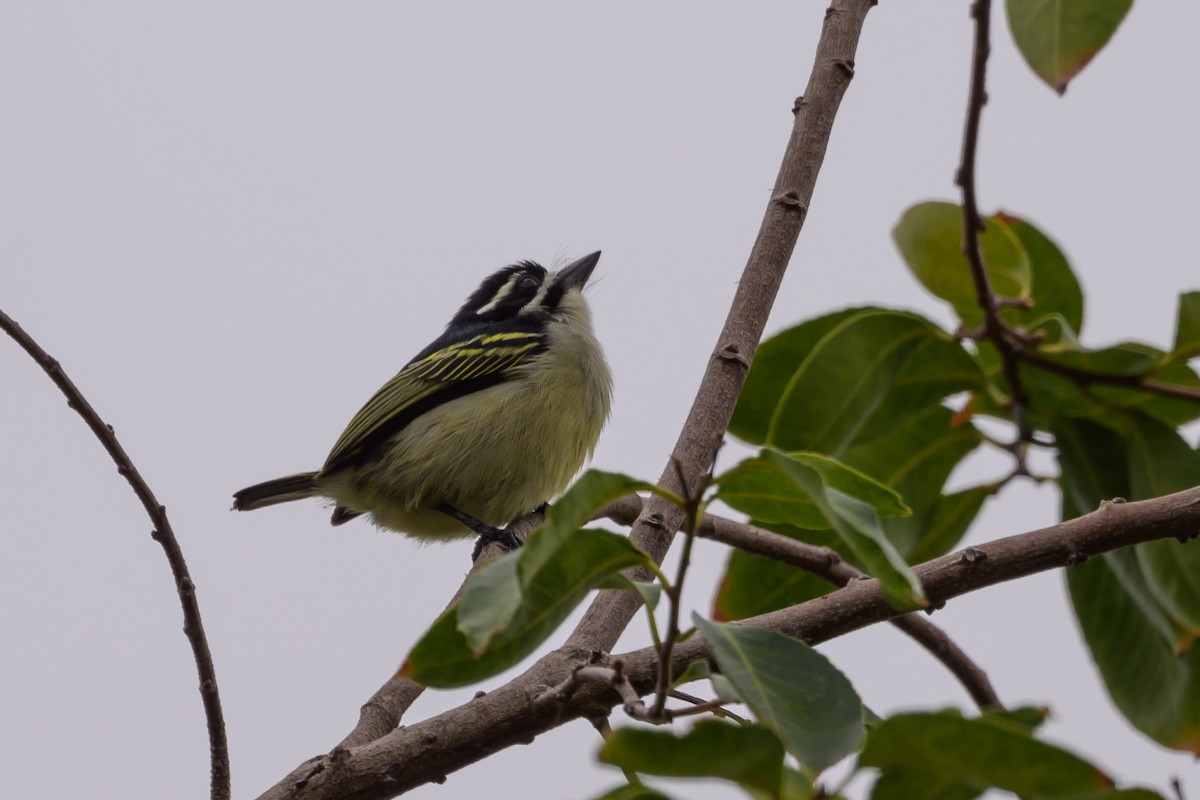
left=554, top=251, right=601, bottom=291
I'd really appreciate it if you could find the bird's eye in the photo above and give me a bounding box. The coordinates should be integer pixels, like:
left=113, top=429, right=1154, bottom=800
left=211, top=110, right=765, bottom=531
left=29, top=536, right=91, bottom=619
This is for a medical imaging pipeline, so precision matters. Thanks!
left=519, top=275, right=540, bottom=289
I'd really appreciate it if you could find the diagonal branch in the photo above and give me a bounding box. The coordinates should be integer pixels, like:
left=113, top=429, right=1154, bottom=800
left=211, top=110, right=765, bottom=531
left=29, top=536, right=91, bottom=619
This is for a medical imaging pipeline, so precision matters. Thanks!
left=259, top=2, right=880, bottom=796
left=565, top=0, right=878, bottom=658
left=600, top=495, right=1001, bottom=711
left=336, top=513, right=543, bottom=748
left=0, top=309, right=231, bottom=800
left=261, top=485, right=1200, bottom=799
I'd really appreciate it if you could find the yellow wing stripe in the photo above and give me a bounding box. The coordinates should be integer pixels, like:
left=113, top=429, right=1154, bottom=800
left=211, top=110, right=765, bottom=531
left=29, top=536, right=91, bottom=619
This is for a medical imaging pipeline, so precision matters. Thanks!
left=323, top=331, right=544, bottom=468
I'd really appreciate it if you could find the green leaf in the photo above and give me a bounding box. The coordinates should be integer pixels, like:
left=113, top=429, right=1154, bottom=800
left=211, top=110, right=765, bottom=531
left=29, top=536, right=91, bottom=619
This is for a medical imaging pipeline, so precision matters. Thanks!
left=712, top=550, right=832, bottom=621
left=1036, top=341, right=1161, bottom=378
left=520, top=470, right=662, bottom=577
left=732, top=307, right=868, bottom=446
left=1088, top=360, right=1200, bottom=428
left=1170, top=291, right=1200, bottom=362
left=1056, top=419, right=1200, bottom=753
left=1006, top=0, right=1134, bottom=94
left=402, top=528, right=651, bottom=687
left=1055, top=419, right=1189, bottom=649
left=715, top=450, right=909, bottom=529
left=1123, top=414, right=1200, bottom=650
left=762, top=450, right=924, bottom=608
left=844, top=405, right=984, bottom=558
left=599, top=720, right=785, bottom=796
left=996, top=213, right=1084, bottom=336
left=854, top=335, right=987, bottom=444
left=894, top=202, right=1030, bottom=327
left=694, top=616, right=865, bottom=772
left=907, top=485, right=992, bottom=564
left=762, top=309, right=942, bottom=455
left=402, top=469, right=659, bottom=687
left=870, top=769, right=983, bottom=800
left=592, top=785, right=674, bottom=800
left=714, top=457, right=832, bottom=529
left=1068, top=553, right=1200, bottom=754
left=860, top=711, right=1116, bottom=797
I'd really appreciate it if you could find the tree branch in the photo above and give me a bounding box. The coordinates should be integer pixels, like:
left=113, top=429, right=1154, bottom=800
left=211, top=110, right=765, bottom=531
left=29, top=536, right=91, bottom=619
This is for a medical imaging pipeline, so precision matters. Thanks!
left=261, top=485, right=1200, bottom=799
left=601, top=496, right=1001, bottom=711
left=953, top=0, right=1038, bottom=478
left=335, top=512, right=544, bottom=749
left=259, top=2, right=879, bottom=796
left=565, top=0, right=877, bottom=659
left=0, top=308, right=231, bottom=800
left=1019, top=351, right=1200, bottom=405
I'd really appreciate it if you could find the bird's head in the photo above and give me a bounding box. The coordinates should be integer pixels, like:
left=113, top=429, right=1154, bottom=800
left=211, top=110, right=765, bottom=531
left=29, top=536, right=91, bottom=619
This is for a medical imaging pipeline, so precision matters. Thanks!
left=452, top=251, right=601, bottom=327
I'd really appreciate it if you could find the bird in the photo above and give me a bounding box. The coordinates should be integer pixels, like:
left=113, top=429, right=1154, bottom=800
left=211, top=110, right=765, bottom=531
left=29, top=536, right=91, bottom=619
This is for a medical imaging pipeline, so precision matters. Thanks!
left=233, top=251, right=612, bottom=555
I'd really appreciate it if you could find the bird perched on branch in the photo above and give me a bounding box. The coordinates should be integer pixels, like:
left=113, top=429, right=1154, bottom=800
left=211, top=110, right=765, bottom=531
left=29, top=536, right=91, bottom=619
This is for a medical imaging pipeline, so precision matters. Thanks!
left=233, top=251, right=612, bottom=555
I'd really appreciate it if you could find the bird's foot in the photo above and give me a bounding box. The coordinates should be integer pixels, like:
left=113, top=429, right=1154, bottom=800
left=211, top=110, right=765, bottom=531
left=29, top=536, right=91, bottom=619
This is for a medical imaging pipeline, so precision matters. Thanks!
left=436, top=503, right=523, bottom=561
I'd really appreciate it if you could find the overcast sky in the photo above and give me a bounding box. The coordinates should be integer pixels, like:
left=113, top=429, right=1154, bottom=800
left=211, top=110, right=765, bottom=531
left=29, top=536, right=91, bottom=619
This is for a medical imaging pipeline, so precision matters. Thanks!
left=3, top=2, right=1198, bottom=798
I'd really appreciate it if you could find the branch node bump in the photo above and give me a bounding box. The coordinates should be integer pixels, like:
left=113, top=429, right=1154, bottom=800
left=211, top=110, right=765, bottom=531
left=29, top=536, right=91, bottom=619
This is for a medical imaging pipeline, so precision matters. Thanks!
left=774, top=189, right=808, bottom=217
left=643, top=511, right=667, bottom=531
left=717, top=342, right=750, bottom=367
left=473, top=690, right=486, bottom=699
left=960, top=546, right=987, bottom=565
left=834, top=58, right=856, bottom=78
left=1066, top=551, right=1089, bottom=566
left=792, top=95, right=806, bottom=115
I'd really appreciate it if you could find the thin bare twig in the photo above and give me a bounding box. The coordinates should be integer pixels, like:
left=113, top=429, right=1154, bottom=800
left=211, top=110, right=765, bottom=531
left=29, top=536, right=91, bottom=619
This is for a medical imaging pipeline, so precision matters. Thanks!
left=0, top=309, right=230, bottom=800
left=652, top=471, right=709, bottom=719
left=600, top=496, right=1002, bottom=710
left=955, top=0, right=1036, bottom=478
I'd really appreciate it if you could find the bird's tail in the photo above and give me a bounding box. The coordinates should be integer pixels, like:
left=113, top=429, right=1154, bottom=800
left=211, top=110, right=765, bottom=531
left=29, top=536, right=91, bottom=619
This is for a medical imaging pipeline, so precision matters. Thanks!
left=233, top=472, right=319, bottom=511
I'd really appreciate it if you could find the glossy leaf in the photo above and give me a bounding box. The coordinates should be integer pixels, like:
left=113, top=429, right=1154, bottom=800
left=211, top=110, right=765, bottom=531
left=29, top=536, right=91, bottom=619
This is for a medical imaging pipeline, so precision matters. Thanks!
left=1057, top=419, right=1200, bottom=752
left=870, top=769, right=982, bottom=800
left=1123, top=414, right=1200, bottom=650
left=844, top=405, right=983, bottom=558
left=1090, top=360, right=1200, bottom=428
left=762, top=450, right=924, bottom=608
left=907, top=485, right=992, bottom=564
left=592, top=785, right=674, bottom=800
left=732, top=307, right=867, bottom=446
left=1068, top=552, right=1200, bottom=754
left=762, top=309, right=941, bottom=455
left=403, top=467, right=659, bottom=686
left=894, top=202, right=1030, bottom=326
left=1036, top=341, right=1160, bottom=378
left=1006, top=0, right=1134, bottom=94
left=520, top=469, right=661, bottom=577
left=712, top=550, right=832, bottom=622
left=1055, top=418, right=1189, bottom=649
left=996, top=213, right=1084, bottom=336
left=715, top=450, right=909, bottom=529
left=1170, top=291, right=1200, bottom=362
left=861, top=711, right=1117, bottom=797
left=599, top=720, right=785, bottom=796
left=694, top=616, right=865, bottom=772
left=402, top=528, right=650, bottom=687
left=854, top=334, right=987, bottom=444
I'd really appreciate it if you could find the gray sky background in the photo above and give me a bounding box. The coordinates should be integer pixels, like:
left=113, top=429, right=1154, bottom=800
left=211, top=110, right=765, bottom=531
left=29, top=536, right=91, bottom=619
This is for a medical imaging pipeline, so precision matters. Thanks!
left=3, top=2, right=1198, bottom=798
